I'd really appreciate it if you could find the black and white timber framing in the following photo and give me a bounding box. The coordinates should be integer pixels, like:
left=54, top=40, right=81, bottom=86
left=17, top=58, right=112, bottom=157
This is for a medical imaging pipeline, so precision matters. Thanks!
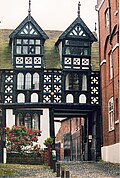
left=0, top=3, right=101, bottom=162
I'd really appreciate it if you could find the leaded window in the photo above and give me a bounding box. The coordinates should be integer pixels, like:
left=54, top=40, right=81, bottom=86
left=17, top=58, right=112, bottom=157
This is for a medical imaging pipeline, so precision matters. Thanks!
left=25, top=73, right=31, bottom=89
left=17, top=72, right=40, bottom=90
left=33, top=73, right=39, bottom=90
left=108, top=97, right=114, bottom=131
left=64, top=40, right=90, bottom=56
left=65, top=73, right=87, bottom=91
left=16, top=112, right=40, bottom=130
left=17, top=73, right=24, bottom=89
left=16, top=39, right=41, bottom=55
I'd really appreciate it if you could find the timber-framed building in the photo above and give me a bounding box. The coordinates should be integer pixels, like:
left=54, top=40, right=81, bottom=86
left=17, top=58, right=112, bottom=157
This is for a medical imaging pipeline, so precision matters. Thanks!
left=0, top=2, right=101, bottom=163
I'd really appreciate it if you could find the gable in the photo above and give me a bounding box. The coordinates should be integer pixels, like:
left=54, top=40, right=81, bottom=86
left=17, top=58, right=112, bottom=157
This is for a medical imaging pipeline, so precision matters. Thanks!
left=19, top=23, right=39, bottom=36
left=9, top=16, right=48, bottom=40
left=68, top=24, right=87, bottom=38
left=56, top=17, right=97, bottom=45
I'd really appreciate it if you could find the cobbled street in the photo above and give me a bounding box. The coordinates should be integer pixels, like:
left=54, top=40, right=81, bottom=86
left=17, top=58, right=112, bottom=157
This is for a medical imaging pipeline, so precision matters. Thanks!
left=1, top=161, right=119, bottom=178
left=62, top=161, right=120, bottom=178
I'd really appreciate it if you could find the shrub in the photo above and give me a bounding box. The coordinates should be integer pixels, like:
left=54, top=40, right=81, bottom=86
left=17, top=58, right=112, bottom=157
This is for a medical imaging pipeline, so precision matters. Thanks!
left=5, top=125, right=42, bottom=154
left=43, top=137, right=54, bottom=147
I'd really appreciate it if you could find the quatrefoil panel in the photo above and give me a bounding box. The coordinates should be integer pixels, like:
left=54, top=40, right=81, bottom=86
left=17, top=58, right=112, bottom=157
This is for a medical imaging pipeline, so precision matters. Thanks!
left=5, top=85, right=13, bottom=93
left=64, top=57, right=71, bottom=65
left=16, top=57, right=23, bottom=64
left=73, top=58, right=80, bottom=65
left=53, top=85, right=61, bottom=93
left=34, top=57, right=41, bottom=64
left=91, top=87, right=99, bottom=95
left=43, top=85, right=52, bottom=93
left=82, top=58, right=89, bottom=65
left=25, top=57, right=32, bottom=64
left=91, top=77, right=99, bottom=84
left=5, top=96, right=13, bottom=103
left=53, top=95, right=62, bottom=103
left=44, top=75, right=52, bottom=83
left=54, top=75, right=61, bottom=83
left=43, top=94, right=51, bottom=103
left=91, top=97, right=99, bottom=105
left=5, top=75, right=13, bottom=83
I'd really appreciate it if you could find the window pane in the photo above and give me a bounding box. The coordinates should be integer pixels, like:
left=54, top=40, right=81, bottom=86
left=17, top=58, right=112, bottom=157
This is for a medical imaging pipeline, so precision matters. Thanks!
left=25, top=114, right=31, bottom=128
left=17, top=39, right=21, bottom=44
left=32, top=114, right=39, bottom=130
left=108, top=97, right=114, bottom=130
left=16, top=113, right=23, bottom=126
left=29, top=46, right=35, bottom=54
left=35, top=46, right=40, bottom=54
left=65, top=46, right=88, bottom=55
left=82, top=75, right=87, bottom=91
left=36, top=40, right=40, bottom=45
left=23, top=39, right=28, bottom=44
left=33, top=73, right=39, bottom=90
left=73, top=74, right=79, bottom=90
left=110, top=53, right=113, bottom=79
left=16, top=46, right=21, bottom=54
left=29, top=39, right=34, bottom=44
left=23, top=46, right=28, bottom=54
left=17, top=73, right=24, bottom=89
left=25, top=73, right=31, bottom=89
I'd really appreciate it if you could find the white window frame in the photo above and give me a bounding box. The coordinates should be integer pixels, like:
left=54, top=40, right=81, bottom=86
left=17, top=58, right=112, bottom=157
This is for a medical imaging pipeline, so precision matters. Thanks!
left=108, top=97, right=114, bottom=131
left=105, top=8, right=110, bottom=27
left=109, top=52, right=113, bottom=79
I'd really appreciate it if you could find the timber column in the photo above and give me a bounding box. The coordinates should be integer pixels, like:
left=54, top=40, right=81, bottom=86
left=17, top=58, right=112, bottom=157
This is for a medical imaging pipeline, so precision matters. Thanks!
left=49, top=109, right=56, bottom=171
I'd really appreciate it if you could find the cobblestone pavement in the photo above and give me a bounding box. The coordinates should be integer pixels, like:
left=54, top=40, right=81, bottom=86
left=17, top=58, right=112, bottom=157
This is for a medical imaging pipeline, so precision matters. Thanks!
left=62, top=161, right=120, bottom=178
left=13, top=167, right=57, bottom=178
left=1, top=161, right=120, bottom=178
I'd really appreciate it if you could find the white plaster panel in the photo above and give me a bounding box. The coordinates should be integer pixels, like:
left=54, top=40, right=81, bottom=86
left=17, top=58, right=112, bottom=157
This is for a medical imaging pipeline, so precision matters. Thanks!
left=6, top=109, right=15, bottom=128
left=101, top=143, right=120, bottom=163
left=38, top=108, right=50, bottom=148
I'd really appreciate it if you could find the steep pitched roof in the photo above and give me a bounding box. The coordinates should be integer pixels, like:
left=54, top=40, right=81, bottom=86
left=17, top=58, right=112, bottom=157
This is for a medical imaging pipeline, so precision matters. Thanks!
left=56, top=16, right=97, bottom=45
left=0, top=29, right=99, bottom=70
left=9, top=15, right=49, bottom=40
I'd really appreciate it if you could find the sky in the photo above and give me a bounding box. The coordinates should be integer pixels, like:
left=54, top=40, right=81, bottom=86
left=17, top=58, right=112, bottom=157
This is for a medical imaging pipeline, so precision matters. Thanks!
left=0, top=0, right=98, bottom=32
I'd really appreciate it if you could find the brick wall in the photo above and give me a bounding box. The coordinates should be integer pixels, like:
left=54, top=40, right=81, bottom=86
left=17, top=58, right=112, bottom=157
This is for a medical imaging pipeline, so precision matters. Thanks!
left=98, top=0, right=119, bottom=147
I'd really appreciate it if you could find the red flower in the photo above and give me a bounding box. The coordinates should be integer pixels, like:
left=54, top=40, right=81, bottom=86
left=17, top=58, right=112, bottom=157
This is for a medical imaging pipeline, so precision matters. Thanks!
left=32, top=137, right=38, bottom=141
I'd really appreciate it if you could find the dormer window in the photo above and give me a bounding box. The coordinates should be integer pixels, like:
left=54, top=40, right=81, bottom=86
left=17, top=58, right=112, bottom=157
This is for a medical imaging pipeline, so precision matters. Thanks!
left=64, top=40, right=90, bottom=56
left=16, top=39, right=41, bottom=55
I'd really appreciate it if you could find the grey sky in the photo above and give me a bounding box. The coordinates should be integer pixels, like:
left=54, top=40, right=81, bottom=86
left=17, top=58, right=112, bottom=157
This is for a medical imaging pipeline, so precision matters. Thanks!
left=0, top=0, right=98, bottom=32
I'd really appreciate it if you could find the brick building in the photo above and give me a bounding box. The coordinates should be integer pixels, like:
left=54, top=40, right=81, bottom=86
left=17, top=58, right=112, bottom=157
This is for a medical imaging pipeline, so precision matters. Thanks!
left=96, top=0, right=119, bottom=163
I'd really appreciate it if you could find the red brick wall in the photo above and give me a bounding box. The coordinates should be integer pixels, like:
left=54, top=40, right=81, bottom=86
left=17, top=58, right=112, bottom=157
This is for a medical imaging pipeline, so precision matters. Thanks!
left=55, top=117, right=82, bottom=160
left=98, top=0, right=119, bottom=146
left=55, top=119, right=70, bottom=160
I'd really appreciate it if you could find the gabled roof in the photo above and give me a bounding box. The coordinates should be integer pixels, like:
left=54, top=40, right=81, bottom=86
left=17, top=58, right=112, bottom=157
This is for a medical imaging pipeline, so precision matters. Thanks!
left=0, top=29, right=99, bottom=70
left=9, top=15, right=49, bottom=40
left=56, top=16, right=97, bottom=46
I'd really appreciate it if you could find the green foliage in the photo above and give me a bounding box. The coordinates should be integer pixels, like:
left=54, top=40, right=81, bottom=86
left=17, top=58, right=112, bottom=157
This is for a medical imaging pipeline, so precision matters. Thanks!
left=5, top=125, right=42, bottom=153
left=43, top=137, right=54, bottom=147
